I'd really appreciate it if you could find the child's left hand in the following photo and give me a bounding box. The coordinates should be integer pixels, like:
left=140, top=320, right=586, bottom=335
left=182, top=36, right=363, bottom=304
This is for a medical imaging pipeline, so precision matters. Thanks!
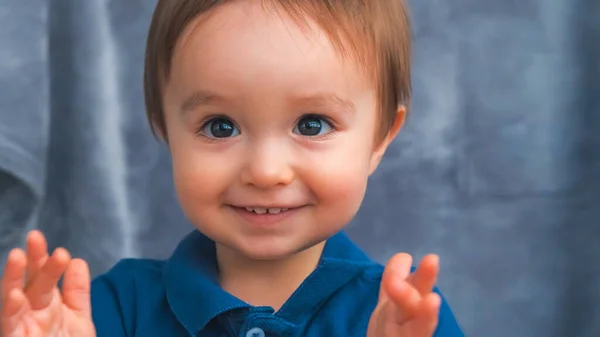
left=366, top=253, right=441, bottom=337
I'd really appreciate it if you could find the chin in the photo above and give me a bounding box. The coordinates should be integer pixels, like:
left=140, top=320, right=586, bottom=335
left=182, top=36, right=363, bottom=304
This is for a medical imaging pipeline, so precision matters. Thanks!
left=235, top=240, right=305, bottom=260
left=228, top=234, right=327, bottom=261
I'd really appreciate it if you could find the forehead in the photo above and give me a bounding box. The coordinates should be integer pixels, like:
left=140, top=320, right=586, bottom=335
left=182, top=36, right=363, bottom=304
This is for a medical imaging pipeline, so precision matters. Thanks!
left=166, top=1, right=372, bottom=100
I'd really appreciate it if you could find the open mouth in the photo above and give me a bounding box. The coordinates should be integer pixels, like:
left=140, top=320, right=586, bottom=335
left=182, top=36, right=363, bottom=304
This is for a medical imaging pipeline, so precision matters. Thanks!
left=231, top=205, right=302, bottom=226
left=243, top=207, right=290, bottom=215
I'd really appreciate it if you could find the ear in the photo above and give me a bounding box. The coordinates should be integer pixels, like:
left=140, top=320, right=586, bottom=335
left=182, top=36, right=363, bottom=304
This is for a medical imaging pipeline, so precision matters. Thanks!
left=369, top=105, right=406, bottom=175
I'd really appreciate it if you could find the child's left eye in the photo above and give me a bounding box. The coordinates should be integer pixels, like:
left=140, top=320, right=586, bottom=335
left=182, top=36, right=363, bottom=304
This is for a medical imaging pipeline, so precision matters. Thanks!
left=293, top=115, right=332, bottom=137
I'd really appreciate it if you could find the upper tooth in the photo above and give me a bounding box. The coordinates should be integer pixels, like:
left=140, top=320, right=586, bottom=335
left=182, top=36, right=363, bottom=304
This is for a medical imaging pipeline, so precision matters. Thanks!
left=245, top=207, right=288, bottom=214
left=253, top=207, right=267, bottom=214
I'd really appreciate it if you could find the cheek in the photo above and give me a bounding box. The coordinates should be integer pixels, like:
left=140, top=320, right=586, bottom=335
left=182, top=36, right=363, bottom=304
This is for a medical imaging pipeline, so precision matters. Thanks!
left=303, top=139, right=373, bottom=220
left=313, top=117, right=378, bottom=211
left=169, top=137, right=234, bottom=216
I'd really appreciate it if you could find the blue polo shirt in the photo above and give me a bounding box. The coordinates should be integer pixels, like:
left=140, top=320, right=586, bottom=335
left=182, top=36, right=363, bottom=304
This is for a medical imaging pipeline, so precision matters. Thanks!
left=91, top=230, right=464, bottom=336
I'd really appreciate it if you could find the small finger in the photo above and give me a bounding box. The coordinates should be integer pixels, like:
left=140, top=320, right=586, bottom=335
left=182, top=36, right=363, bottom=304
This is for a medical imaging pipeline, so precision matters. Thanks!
left=412, top=292, right=442, bottom=335
left=408, top=254, right=439, bottom=296
left=62, top=258, right=92, bottom=319
left=0, top=288, right=28, bottom=336
left=379, top=253, right=413, bottom=302
left=25, top=247, right=71, bottom=310
left=385, top=279, right=422, bottom=325
left=1, top=249, right=26, bottom=303
left=25, top=230, right=49, bottom=284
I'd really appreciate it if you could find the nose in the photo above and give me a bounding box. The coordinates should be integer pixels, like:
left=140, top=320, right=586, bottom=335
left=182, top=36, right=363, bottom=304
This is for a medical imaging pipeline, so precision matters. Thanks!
left=240, top=141, right=294, bottom=188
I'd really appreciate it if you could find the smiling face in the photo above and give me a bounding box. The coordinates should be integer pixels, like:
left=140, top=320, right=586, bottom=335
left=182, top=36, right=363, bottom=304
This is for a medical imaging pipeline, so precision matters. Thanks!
left=161, top=1, right=402, bottom=261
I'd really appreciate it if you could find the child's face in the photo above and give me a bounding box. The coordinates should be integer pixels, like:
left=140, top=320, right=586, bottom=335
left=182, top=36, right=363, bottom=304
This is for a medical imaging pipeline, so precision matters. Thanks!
left=162, top=1, right=398, bottom=260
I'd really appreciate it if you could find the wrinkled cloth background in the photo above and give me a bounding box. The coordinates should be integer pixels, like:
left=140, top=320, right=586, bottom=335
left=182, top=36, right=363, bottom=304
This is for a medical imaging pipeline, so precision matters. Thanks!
left=0, top=0, right=599, bottom=336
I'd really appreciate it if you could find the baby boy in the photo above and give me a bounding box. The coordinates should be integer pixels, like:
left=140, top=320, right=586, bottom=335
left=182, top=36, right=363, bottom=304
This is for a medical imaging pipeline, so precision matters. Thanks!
left=1, top=1, right=464, bottom=336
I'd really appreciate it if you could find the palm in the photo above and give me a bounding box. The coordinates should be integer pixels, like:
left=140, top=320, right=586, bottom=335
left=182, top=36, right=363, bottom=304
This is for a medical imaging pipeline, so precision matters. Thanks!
left=367, top=253, right=441, bottom=337
left=8, top=289, right=93, bottom=337
left=1, top=231, right=96, bottom=337
left=368, top=303, right=434, bottom=336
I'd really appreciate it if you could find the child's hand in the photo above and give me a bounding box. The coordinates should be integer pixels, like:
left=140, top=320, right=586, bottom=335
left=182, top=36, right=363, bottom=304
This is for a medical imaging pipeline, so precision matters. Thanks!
left=1, top=231, right=96, bottom=337
left=367, top=253, right=441, bottom=337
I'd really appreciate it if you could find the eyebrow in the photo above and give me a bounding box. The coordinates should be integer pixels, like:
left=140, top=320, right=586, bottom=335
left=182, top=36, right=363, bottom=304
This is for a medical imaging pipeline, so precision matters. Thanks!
left=180, top=90, right=222, bottom=114
left=180, top=90, right=356, bottom=115
left=291, top=93, right=356, bottom=115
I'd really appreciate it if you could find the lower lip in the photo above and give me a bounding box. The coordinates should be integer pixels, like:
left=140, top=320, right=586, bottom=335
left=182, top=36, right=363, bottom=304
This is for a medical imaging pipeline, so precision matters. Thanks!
left=231, top=206, right=301, bottom=227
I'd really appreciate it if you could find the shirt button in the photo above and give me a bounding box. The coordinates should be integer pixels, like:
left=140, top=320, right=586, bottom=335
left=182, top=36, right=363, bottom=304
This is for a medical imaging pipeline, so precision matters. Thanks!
left=246, top=327, right=266, bottom=337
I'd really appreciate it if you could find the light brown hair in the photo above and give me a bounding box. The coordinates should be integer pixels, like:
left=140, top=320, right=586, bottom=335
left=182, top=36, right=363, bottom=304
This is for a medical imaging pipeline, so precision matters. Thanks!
left=144, top=0, right=412, bottom=142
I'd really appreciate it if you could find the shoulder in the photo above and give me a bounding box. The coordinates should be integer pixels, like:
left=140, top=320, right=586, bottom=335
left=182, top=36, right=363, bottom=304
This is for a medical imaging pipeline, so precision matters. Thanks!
left=93, top=258, right=164, bottom=287
left=92, top=258, right=164, bottom=301
left=91, top=258, right=167, bottom=337
left=336, top=263, right=465, bottom=337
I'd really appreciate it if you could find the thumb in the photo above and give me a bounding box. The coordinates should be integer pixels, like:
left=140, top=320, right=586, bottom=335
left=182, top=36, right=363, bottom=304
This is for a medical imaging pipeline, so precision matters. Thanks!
left=1, top=288, right=28, bottom=337
left=378, top=253, right=413, bottom=303
left=62, top=259, right=92, bottom=319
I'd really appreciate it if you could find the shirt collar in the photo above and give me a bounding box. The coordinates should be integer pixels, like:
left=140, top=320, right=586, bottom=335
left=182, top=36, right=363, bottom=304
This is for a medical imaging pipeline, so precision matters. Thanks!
left=163, top=230, right=375, bottom=335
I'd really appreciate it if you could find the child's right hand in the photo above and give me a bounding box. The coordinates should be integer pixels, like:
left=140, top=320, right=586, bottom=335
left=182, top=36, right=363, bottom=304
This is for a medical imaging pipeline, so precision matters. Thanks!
left=1, top=231, right=96, bottom=337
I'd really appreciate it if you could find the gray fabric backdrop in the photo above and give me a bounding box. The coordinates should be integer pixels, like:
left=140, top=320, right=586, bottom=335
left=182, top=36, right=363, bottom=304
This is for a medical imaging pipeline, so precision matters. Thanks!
left=1, top=0, right=599, bottom=336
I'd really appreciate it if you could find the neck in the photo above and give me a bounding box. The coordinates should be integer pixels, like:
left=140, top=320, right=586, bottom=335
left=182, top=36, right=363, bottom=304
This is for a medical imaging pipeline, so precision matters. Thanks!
left=217, top=242, right=326, bottom=311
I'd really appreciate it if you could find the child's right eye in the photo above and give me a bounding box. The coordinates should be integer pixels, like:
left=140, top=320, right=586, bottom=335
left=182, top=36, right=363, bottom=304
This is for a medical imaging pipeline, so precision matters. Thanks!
left=199, top=117, right=241, bottom=138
